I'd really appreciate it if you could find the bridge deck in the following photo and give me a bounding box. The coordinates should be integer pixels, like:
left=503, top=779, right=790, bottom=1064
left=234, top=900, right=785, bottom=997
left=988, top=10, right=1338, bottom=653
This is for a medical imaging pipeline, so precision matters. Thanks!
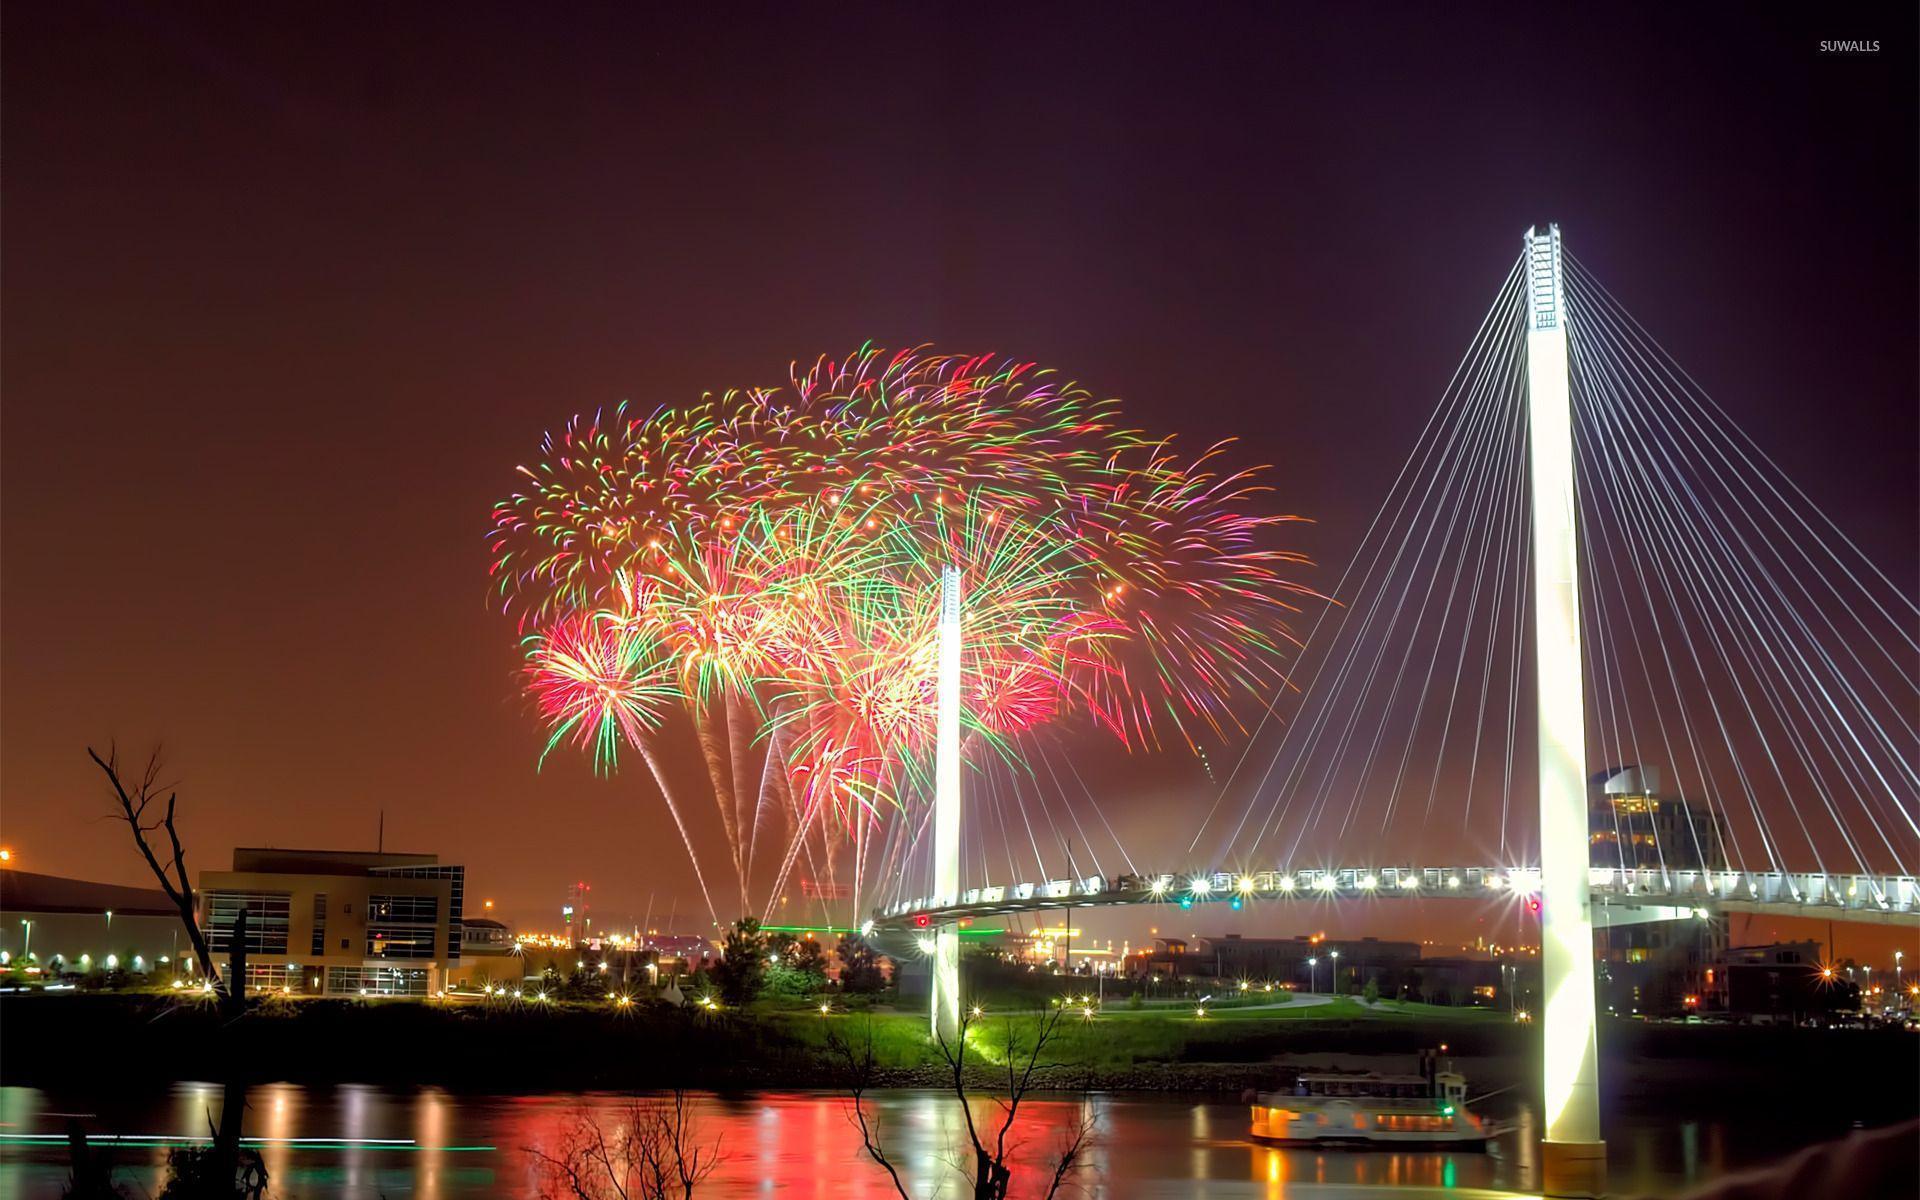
left=866, top=866, right=1919, bottom=933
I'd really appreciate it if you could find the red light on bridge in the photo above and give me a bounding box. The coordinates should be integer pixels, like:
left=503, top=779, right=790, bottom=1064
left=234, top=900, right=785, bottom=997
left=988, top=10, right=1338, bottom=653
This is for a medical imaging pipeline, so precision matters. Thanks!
left=1527, top=898, right=1541, bottom=914
left=913, top=913, right=930, bottom=929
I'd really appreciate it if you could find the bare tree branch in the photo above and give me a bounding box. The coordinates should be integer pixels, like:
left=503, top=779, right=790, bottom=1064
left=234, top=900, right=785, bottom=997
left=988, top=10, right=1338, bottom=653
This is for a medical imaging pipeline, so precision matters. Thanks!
left=826, top=1019, right=913, bottom=1200
left=526, top=1094, right=721, bottom=1200
left=1041, top=1101, right=1097, bottom=1200
left=87, top=744, right=223, bottom=995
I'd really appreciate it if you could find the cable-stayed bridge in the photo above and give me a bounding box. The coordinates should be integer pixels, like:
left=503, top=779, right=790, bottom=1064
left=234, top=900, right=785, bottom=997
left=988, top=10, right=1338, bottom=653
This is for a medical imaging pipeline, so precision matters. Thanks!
left=859, top=225, right=1916, bottom=1197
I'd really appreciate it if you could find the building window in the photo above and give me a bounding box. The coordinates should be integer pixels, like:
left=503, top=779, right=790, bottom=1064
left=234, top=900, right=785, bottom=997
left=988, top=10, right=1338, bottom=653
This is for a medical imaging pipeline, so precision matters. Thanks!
left=311, top=893, right=328, bottom=957
left=206, top=891, right=292, bottom=956
left=223, top=963, right=297, bottom=992
left=372, top=864, right=465, bottom=961
left=367, top=894, right=438, bottom=960
left=326, top=966, right=429, bottom=996
left=340, top=938, right=350, bottom=951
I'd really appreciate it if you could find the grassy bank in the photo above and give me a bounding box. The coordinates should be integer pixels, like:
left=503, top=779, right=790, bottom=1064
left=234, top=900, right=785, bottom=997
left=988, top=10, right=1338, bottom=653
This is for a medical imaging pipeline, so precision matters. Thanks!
left=2, top=992, right=1913, bottom=1118
left=0, top=991, right=1516, bottom=1090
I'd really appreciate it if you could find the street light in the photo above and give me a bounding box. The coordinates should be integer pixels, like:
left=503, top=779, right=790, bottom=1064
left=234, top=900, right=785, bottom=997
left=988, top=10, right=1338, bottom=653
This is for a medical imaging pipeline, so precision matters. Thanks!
left=1306, top=956, right=1319, bottom=994
left=1330, top=948, right=1341, bottom=993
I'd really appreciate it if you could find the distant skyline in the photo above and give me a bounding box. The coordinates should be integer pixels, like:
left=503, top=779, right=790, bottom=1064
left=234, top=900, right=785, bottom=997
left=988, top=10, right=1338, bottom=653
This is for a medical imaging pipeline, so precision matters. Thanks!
left=4, top=6, right=1913, bottom=943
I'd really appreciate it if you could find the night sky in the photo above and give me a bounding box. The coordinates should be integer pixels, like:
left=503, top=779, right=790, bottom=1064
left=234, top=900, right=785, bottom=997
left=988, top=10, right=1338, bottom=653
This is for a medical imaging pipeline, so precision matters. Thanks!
left=5, top=4, right=1913, bottom=945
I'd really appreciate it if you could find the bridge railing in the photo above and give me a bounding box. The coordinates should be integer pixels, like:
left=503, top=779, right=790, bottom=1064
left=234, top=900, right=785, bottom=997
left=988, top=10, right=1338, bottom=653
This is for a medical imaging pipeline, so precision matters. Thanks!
left=1590, top=867, right=1917, bottom=914
left=872, top=865, right=1918, bottom=928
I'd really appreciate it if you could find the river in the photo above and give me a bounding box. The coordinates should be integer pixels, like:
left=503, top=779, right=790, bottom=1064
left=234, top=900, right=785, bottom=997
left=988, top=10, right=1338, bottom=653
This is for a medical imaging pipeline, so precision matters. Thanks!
left=0, top=1077, right=1884, bottom=1198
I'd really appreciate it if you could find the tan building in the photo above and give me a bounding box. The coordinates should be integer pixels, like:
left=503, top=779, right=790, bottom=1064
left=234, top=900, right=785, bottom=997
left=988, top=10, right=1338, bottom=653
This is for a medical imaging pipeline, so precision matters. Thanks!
left=198, top=848, right=466, bottom=996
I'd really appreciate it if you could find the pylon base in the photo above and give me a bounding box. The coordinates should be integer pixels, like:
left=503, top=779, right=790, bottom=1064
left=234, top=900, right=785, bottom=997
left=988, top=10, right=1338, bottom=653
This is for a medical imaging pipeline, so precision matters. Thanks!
left=1541, top=1139, right=1608, bottom=1198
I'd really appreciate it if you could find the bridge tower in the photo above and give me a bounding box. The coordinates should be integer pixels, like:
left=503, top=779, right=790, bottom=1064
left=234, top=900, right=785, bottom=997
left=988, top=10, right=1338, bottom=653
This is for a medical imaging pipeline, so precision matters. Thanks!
left=931, top=563, right=963, bottom=1042
left=1524, top=224, right=1606, bottom=1196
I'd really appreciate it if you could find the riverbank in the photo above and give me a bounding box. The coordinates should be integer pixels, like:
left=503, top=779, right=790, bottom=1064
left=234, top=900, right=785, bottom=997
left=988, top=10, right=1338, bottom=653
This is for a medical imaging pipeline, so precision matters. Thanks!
left=3, top=993, right=1914, bottom=1119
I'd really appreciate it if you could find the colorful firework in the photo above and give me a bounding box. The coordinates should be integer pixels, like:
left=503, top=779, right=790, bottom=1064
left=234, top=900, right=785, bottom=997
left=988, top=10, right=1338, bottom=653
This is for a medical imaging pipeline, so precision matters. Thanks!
left=491, top=346, right=1313, bottom=917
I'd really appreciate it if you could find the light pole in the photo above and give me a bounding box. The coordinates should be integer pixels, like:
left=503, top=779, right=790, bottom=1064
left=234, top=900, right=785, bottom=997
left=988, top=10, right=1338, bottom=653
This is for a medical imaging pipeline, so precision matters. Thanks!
left=1306, top=956, right=1318, bottom=995
left=1330, top=949, right=1341, bottom=994
left=20, top=919, right=31, bottom=961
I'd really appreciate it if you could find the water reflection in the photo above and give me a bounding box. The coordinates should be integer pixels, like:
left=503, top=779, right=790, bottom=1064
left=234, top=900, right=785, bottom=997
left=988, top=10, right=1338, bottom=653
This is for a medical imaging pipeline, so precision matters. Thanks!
left=0, top=1083, right=1883, bottom=1198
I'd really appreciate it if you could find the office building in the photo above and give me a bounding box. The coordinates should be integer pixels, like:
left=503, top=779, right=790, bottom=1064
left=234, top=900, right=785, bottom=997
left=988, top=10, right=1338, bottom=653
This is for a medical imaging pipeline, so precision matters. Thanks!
left=198, top=848, right=466, bottom=996
left=1588, top=764, right=1726, bottom=871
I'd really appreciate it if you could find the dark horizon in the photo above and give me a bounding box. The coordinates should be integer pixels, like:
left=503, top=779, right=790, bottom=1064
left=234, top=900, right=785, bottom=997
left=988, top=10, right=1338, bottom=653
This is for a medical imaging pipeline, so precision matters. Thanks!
left=4, top=5, right=1914, bottom=938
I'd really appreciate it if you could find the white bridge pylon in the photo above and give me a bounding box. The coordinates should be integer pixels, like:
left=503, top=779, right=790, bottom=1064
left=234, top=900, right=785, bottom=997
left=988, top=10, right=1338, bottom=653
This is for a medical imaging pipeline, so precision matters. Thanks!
left=1523, top=224, right=1606, bottom=1192
left=930, top=564, right=963, bottom=1043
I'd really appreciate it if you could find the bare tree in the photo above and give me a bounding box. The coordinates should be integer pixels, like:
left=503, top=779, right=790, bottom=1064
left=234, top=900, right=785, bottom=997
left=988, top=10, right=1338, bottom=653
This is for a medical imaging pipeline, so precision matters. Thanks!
left=526, top=1092, right=723, bottom=1200
left=88, top=744, right=223, bottom=993
left=88, top=743, right=263, bottom=1199
left=830, top=1007, right=1096, bottom=1200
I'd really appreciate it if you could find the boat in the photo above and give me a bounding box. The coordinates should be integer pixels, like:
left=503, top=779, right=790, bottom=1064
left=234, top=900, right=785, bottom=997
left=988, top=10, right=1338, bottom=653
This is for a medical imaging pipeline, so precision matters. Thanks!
left=1249, top=1048, right=1494, bottom=1148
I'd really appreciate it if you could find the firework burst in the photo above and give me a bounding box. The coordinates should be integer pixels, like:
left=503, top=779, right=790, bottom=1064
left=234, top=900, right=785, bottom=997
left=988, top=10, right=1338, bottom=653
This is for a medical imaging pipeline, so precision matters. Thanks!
left=492, top=346, right=1314, bottom=918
